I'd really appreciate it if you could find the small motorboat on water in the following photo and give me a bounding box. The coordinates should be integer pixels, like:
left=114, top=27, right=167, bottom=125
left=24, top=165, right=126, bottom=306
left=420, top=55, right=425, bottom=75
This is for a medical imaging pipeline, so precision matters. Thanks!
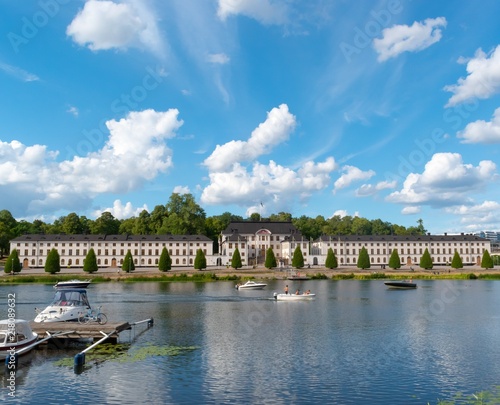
left=384, top=280, right=417, bottom=289
left=34, top=288, right=91, bottom=323
left=273, top=292, right=316, bottom=301
left=54, top=279, right=91, bottom=289
left=0, top=319, right=38, bottom=359
left=236, top=281, right=267, bottom=290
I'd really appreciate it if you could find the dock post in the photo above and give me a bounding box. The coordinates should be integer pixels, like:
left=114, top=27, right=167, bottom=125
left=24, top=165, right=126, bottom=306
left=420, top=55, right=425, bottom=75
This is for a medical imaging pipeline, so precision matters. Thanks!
left=74, top=352, right=86, bottom=367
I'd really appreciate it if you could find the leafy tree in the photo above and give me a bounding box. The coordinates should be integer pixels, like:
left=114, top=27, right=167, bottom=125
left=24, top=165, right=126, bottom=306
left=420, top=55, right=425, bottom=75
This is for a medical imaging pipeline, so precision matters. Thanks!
left=352, top=217, right=372, bottom=235
left=269, top=212, right=293, bottom=222
left=61, top=212, right=84, bottom=234
left=83, top=248, right=98, bottom=273
left=204, top=212, right=242, bottom=254
left=91, top=212, right=120, bottom=235
left=357, top=246, right=370, bottom=269
left=249, top=212, right=261, bottom=222
left=388, top=249, right=401, bottom=269
left=231, top=247, right=242, bottom=269
left=45, top=249, right=61, bottom=274
left=122, top=250, right=135, bottom=272
left=132, top=210, right=152, bottom=235
left=265, top=247, right=277, bottom=269
left=4, top=249, right=21, bottom=273
left=291, top=245, right=304, bottom=268
left=0, top=209, right=17, bottom=258
left=325, top=247, right=338, bottom=269
left=163, top=193, right=206, bottom=235
left=481, top=250, right=494, bottom=269
left=158, top=247, right=171, bottom=272
left=450, top=251, right=463, bottom=269
left=118, top=217, right=136, bottom=234
left=419, top=248, right=433, bottom=269
left=293, top=215, right=324, bottom=240
left=371, top=219, right=392, bottom=235
left=194, top=249, right=207, bottom=270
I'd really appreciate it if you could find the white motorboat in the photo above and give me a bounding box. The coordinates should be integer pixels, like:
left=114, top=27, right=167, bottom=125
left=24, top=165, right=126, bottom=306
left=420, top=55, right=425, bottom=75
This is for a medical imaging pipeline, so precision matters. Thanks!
left=384, top=280, right=417, bottom=289
left=273, top=292, right=316, bottom=301
left=236, top=281, right=267, bottom=290
left=54, top=279, right=92, bottom=289
left=0, top=319, right=38, bottom=359
left=34, top=288, right=91, bottom=323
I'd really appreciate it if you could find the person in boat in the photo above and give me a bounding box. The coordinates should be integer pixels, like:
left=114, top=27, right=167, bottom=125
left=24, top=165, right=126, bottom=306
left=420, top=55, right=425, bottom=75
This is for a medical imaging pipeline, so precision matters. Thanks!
left=305, top=290, right=311, bottom=295
left=284, top=285, right=289, bottom=295
left=295, top=289, right=300, bottom=295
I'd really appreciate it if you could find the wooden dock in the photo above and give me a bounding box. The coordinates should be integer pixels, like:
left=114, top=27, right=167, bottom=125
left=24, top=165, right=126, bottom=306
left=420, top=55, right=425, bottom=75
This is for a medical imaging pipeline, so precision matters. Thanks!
left=29, top=321, right=131, bottom=342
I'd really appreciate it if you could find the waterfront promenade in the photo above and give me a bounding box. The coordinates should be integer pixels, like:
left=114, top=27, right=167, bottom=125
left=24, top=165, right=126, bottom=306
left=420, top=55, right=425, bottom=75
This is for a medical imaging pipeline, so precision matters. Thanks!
left=1, top=264, right=498, bottom=280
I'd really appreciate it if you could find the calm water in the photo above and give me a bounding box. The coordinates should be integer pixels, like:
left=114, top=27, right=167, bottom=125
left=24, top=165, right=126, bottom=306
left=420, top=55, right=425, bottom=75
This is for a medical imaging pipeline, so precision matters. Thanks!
left=1, top=279, right=499, bottom=404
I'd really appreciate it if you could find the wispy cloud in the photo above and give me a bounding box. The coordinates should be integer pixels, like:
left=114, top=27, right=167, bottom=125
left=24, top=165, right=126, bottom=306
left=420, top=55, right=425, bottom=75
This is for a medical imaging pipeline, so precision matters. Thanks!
left=0, top=61, right=39, bottom=82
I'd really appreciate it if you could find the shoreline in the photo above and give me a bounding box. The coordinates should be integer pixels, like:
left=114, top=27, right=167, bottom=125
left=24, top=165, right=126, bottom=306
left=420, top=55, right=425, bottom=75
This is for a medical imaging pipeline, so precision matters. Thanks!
left=1, top=264, right=500, bottom=282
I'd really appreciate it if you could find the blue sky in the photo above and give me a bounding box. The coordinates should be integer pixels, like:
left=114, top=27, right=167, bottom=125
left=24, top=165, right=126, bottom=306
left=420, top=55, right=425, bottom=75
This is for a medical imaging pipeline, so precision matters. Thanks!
left=1, top=0, right=500, bottom=234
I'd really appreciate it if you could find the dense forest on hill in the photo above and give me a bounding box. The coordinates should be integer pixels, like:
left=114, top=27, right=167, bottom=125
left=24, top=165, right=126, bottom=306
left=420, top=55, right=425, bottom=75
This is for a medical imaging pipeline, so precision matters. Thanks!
left=0, top=193, right=426, bottom=258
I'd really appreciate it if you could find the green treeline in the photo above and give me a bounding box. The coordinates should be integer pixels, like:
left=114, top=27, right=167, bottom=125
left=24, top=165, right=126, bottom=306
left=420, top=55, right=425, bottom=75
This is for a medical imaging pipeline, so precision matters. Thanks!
left=0, top=193, right=427, bottom=258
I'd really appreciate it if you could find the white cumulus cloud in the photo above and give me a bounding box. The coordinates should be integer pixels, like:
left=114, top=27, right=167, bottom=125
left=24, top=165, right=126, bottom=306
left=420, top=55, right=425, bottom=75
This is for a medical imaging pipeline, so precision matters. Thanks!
left=373, top=17, right=446, bottom=62
left=200, top=104, right=336, bottom=212
left=444, top=45, right=500, bottom=106
left=203, top=104, right=296, bottom=172
left=67, top=0, right=163, bottom=55
left=355, top=180, right=397, bottom=197
left=334, top=166, right=375, bottom=193
left=93, top=199, right=148, bottom=219
left=0, top=109, right=182, bottom=217
left=458, top=107, right=500, bottom=144
left=387, top=153, right=496, bottom=207
left=446, top=201, right=500, bottom=231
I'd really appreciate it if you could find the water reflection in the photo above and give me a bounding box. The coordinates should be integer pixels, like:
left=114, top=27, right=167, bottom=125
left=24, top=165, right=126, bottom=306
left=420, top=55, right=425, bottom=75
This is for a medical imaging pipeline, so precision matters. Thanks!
left=1, top=280, right=499, bottom=404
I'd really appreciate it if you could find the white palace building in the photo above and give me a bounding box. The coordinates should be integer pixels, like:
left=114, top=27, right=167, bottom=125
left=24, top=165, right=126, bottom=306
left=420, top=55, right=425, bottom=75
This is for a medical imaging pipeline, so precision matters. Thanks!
left=10, top=221, right=491, bottom=270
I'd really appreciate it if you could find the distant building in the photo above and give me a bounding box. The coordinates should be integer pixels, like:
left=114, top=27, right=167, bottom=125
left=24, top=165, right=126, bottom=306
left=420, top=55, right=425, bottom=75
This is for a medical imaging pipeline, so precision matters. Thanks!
left=473, top=231, right=500, bottom=242
left=311, top=233, right=490, bottom=266
left=219, top=221, right=306, bottom=267
left=10, top=227, right=491, bottom=270
left=10, top=233, right=215, bottom=269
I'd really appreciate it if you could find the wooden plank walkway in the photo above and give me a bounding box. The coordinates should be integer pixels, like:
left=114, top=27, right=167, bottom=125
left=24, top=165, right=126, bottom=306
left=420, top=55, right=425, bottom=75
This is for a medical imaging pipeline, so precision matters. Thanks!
left=29, top=321, right=131, bottom=341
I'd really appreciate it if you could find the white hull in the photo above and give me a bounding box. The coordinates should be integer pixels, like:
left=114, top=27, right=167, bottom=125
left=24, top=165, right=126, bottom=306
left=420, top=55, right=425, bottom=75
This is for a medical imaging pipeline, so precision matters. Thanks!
left=0, top=319, right=38, bottom=359
left=236, top=281, right=267, bottom=290
left=54, top=280, right=91, bottom=289
left=34, top=305, right=89, bottom=323
left=273, top=293, right=316, bottom=301
left=34, top=287, right=91, bottom=323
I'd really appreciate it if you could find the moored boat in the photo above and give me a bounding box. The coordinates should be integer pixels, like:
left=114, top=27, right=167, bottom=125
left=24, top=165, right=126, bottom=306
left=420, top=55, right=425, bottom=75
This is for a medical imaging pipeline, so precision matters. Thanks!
left=236, top=281, right=267, bottom=290
left=384, top=280, right=417, bottom=289
left=0, top=319, right=38, bottom=359
left=34, top=288, right=91, bottom=323
left=54, top=279, right=92, bottom=289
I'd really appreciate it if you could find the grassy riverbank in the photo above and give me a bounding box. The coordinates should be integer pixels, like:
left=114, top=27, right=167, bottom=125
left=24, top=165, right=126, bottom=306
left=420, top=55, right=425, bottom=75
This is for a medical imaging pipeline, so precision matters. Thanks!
left=1, top=265, right=500, bottom=284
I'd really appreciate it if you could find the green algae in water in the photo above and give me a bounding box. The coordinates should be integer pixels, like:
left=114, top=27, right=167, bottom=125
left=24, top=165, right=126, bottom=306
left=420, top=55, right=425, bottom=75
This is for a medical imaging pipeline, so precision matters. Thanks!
left=54, top=343, right=198, bottom=367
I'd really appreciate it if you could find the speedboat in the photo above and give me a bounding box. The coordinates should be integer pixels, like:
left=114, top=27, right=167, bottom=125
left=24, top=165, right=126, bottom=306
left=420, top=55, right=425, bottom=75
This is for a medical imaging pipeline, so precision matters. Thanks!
left=54, top=279, right=91, bottom=289
left=273, top=292, right=316, bottom=301
left=236, top=281, right=267, bottom=290
left=384, top=280, right=417, bottom=289
left=0, top=319, right=38, bottom=359
left=34, top=288, right=91, bottom=323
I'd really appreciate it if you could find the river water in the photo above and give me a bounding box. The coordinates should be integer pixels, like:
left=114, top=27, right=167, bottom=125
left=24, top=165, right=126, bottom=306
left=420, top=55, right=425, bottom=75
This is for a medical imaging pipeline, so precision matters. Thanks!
left=1, top=279, right=499, bottom=404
